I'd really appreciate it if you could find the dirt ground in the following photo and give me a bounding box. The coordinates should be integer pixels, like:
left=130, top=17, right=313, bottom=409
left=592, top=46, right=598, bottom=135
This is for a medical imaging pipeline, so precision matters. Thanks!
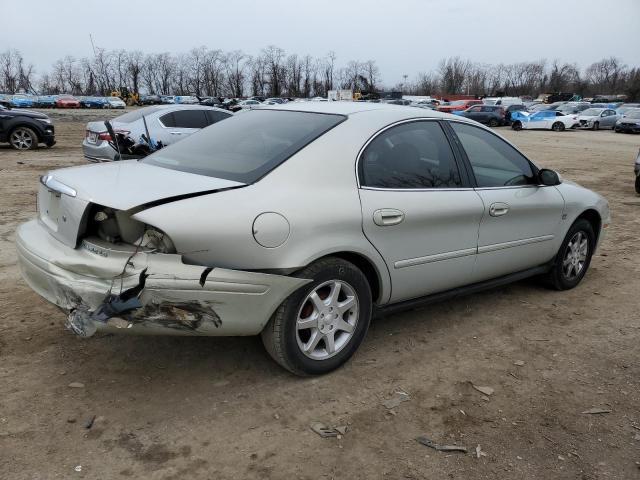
left=1, top=110, right=639, bottom=480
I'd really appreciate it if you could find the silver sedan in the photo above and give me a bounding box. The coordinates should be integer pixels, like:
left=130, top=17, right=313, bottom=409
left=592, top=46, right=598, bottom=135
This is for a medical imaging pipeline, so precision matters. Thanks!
left=17, top=103, right=610, bottom=375
left=82, top=105, right=232, bottom=162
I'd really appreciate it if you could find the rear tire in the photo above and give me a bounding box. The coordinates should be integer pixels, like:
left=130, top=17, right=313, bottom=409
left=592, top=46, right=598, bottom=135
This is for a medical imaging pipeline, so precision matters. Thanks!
left=261, top=257, right=372, bottom=375
left=488, top=118, right=499, bottom=127
left=512, top=121, right=522, bottom=131
left=635, top=175, right=640, bottom=194
left=543, top=219, right=595, bottom=291
left=552, top=122, right=565, bottom=132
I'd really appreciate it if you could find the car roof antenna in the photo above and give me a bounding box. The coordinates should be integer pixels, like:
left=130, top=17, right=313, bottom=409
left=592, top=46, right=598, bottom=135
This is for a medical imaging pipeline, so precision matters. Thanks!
left=104, top=120, right=122, bottom=160
left=141, top=114, right=155, bottom=154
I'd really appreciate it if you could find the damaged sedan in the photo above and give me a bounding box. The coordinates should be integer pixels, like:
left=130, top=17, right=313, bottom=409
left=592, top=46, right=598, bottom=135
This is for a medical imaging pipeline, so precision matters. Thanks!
left=17, top=103, right=609, bottom=375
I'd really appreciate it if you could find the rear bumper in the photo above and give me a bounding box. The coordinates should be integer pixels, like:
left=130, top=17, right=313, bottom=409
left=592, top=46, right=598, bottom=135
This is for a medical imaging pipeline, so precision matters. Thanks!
left=16, top=220, right=309, bottom=336
left=82, top=139, right=117, bottom=162
left=616, top=125, right=640, bottom=133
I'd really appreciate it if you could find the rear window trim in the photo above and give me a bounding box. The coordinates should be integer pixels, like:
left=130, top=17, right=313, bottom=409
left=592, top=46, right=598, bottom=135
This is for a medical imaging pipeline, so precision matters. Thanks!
left=142, top=109, right=347, bottom=185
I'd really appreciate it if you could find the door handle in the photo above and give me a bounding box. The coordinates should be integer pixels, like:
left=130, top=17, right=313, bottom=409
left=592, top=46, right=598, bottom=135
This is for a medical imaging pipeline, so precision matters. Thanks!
left=489, top=202, right=510, bottom=217
left=373, top=208, right=405, bottom=226
left=169, top=131, right=183, bottom=135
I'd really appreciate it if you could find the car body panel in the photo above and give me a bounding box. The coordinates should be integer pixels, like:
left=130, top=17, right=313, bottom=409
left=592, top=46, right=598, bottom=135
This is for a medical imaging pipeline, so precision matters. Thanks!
left=471, top=185, right=565, bottom=281
left=360, top=188, right=484, bottom=302
left=41, top=160, right=243, bottom=214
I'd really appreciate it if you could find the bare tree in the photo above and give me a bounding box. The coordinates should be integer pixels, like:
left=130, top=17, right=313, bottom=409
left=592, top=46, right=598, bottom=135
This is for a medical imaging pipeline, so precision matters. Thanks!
left=438, top=57, right=471, bottom=94
left=586, top=57, right=626, bottom=94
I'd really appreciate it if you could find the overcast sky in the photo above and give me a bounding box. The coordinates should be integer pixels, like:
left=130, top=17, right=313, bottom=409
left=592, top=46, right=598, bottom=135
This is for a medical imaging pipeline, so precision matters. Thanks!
left=3, top=0, right=639, bottom=85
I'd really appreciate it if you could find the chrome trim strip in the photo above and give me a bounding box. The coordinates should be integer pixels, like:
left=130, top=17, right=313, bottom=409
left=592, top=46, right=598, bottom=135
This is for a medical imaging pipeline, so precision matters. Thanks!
left=477, top=235, right=554, bottom=254
left=394, top=234, right=555, bottom=269
left=40, top=175, right=77, bottom=197
left=395, top=247, right=476, bottom=269
left=361, top=186, right=475, bottom=192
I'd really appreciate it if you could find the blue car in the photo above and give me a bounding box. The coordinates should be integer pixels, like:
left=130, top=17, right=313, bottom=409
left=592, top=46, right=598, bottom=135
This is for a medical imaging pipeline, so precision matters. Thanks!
left=80, top=96, right=108, bottom=109
left=511, top=110, right=578, bottom=131
left=35, top=95, right=57, bottom=108
left=10, top=94, right=35, bottom=108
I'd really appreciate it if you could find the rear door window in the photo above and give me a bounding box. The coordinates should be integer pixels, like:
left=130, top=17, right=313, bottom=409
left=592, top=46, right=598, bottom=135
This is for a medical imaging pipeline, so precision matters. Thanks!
left=172, top=110, right=209, bottom=128
left=359, top=121, right=461, bottom=189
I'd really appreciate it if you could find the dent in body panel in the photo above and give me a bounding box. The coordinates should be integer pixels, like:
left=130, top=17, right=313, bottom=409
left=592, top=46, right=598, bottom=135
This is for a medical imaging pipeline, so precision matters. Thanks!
left=17, top=220, right=311, bottom=337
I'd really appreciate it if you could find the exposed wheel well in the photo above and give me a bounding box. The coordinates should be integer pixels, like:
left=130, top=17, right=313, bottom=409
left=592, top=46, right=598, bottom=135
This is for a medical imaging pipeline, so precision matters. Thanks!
left=324, top=252, right=381, bottom=303
left=576, top=209, right=602, bottom=243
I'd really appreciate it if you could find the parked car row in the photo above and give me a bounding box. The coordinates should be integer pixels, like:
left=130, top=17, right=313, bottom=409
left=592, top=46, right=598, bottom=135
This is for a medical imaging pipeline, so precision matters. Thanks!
left=0, top=93, right=127, bottom=109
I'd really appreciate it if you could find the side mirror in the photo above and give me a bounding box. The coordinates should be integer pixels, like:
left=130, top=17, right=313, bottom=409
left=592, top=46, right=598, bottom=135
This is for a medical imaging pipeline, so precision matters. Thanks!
left=538, top=168, right=561, bottom=186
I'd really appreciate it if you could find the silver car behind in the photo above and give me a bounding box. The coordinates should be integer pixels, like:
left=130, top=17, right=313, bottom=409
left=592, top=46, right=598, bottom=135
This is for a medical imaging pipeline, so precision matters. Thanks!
left=82, top=104, right=232, bottom=162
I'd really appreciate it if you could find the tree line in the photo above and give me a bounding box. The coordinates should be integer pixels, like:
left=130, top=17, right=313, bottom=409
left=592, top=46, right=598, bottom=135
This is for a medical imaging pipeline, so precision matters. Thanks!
left=1, top=46, right=639, bottom=100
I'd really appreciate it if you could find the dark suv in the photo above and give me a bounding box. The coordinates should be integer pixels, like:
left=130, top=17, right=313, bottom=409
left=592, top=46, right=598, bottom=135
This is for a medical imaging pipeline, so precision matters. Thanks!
left=456, top=104, right=506, bottom=126
left=0, top=103, right=55, bottom=150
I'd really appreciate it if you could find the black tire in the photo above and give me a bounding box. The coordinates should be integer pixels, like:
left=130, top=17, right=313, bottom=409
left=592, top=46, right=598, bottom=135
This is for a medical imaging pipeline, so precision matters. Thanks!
left=593, top=121, right=600, bottom=131
left=488, top=118, right=499, bottom=127
left=9, top=126, right=38, bottom=150
left=261, top=257, right=372, bottom=375
left=635, top=175, right=640, bottom=194
left=512, top=121, right=522, bottom=131
left=543, top=219, right=595, bottom=291
left=552, top=122, right=565, bottom=132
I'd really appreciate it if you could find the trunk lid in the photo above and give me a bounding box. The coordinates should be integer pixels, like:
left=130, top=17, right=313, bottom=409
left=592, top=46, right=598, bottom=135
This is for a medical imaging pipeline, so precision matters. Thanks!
left=38, top=161, right=244, bottom=247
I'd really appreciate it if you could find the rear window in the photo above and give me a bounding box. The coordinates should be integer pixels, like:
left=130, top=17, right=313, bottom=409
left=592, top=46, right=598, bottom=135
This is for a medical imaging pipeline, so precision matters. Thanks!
left=142, top=110, right=345, bottom=183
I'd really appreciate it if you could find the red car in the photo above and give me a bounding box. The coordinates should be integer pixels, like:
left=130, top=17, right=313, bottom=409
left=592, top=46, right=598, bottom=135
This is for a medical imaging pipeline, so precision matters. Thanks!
left=55, top=95, right=81, bottom=108
left=437, top=99, right=482, bottom=113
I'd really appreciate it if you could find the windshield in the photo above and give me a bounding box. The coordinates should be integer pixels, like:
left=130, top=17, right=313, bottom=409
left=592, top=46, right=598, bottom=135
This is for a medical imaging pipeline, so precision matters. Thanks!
left=143, top=110, right=345, bottom=183
left=625, top=110, right=640, bottom=119
left=581, top=108, right=603, bottom=116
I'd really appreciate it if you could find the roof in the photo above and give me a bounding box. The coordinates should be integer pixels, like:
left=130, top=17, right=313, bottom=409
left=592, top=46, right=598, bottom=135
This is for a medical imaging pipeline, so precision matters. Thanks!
left=263, top=100, right=452, bottom=119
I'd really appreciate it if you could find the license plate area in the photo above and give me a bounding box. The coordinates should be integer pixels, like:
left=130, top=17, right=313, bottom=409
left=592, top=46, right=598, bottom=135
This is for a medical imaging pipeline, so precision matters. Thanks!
left=39, top=190, right=62, bottom=231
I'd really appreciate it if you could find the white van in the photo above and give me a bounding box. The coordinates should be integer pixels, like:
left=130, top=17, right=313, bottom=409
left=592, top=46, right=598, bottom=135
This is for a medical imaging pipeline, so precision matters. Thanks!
left=483, top=97, right=524, bottom=107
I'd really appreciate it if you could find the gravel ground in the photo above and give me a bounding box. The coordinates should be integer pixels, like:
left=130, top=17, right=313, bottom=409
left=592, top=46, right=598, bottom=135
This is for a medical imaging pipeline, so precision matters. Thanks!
left=1, top=111, right=639, bottom=479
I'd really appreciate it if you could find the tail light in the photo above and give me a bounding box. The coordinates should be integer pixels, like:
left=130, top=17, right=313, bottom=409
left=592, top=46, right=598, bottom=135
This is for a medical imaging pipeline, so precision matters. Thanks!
left=97, top=132, right=112, bottom=141
left=499, top=108, right=506, bottom=117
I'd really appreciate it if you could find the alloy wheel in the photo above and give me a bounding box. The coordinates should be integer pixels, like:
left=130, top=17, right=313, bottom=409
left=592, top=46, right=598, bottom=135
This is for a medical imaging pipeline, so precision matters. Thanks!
left=562, top=231, right=588, bottom=280
left=296, top=280, right=359, bottom=360
left=10, top=128, right=34, bottom=150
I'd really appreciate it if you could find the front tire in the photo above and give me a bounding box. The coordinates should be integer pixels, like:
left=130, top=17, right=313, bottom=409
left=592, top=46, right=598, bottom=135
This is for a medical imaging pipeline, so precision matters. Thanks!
left=635, top=175, right=640, bottom=194
left=593, top=121, right=600, bottom=131
left=512, top=121, right=522, bottom=131
left=9, top=126, right=38, bottom=150
left=261, top=257, right=372, bottom=375
left=543, top=219, right=595, bottom=290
